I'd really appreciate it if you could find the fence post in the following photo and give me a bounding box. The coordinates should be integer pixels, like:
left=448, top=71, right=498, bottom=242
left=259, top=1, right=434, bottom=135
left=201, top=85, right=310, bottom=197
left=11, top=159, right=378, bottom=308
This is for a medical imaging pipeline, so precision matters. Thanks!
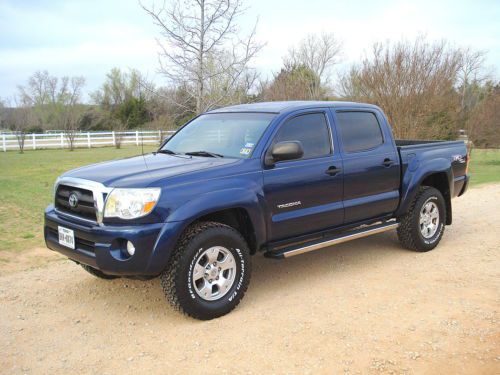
left=136, top=130, right=139, bottom=146
left=32, top=133, right=36, bottom=150
left=87, top=132, right=91, bottom=148
left=2, top=134, right=6, bottom=152
left=60, top=133, right=64, bottom=148
left=112, top=131, right=116, bottom=147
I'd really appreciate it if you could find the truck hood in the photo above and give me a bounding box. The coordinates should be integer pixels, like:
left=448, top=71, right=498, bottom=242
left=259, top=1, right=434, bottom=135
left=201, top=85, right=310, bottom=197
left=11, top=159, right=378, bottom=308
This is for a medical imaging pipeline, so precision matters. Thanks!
left=62, top=153, right=238, bottom=187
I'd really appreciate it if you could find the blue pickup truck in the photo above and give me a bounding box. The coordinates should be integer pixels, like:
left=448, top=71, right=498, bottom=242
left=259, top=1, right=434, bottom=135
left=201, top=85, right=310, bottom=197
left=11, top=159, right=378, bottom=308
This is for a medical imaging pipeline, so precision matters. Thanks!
left=44, top=101, right=469, bottom=319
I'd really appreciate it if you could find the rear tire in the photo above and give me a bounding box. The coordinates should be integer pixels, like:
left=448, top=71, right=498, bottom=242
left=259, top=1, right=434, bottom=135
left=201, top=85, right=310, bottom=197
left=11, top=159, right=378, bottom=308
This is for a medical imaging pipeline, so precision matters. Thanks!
left=161, top=221, right=251, bottom=320
left=80, top=264, right=119, bottom=279
left=397, top=186, right=446, bottom=252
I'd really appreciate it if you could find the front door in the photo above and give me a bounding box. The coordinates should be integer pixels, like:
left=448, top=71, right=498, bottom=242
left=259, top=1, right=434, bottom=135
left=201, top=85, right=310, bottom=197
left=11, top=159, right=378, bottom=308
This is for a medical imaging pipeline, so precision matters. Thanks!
left=263, top=111, right=344, bottom=242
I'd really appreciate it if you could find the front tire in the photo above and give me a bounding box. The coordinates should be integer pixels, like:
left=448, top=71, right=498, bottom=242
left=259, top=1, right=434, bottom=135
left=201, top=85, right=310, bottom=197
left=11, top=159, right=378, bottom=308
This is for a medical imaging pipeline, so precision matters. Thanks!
left=397, top=186, right=446, bottom=252
left=161, top=221, right=251, bottom=320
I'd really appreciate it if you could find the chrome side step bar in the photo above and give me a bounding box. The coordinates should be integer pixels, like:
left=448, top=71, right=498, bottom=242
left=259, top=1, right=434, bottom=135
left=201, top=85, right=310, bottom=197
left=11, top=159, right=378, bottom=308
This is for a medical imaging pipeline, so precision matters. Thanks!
left=265, top=222, right=399, bottom=259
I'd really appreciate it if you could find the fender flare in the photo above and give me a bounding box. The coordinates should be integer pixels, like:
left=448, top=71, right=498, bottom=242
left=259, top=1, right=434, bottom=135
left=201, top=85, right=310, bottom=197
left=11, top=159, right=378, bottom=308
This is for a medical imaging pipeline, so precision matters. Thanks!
left=146, top=188, right=266, bottom=274
left=169, top=187, right=266, bottom=244
left=396, top=157, right=453, bottom=218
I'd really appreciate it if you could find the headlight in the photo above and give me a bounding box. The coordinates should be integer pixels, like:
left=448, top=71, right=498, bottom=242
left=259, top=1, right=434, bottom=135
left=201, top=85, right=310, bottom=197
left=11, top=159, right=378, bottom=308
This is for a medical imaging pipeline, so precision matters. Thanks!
left=104, top=188, right=161, bottom=219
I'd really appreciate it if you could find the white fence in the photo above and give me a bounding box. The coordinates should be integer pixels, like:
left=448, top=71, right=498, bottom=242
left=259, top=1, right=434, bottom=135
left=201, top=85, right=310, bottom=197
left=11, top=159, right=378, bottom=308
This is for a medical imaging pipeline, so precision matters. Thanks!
left=1, top=130, right=176, bottom=152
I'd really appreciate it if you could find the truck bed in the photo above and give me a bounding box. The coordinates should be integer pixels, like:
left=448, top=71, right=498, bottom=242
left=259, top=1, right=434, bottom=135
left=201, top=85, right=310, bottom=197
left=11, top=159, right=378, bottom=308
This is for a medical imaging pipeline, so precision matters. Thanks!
left=395, top=139, right=469, bottom=204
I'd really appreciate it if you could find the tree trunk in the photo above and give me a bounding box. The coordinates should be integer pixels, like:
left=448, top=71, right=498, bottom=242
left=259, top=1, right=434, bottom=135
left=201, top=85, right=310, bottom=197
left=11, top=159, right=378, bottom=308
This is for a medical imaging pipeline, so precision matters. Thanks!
left=196, top=0, right=205, bottom=114
left=16, top=132, right=26, bottom=154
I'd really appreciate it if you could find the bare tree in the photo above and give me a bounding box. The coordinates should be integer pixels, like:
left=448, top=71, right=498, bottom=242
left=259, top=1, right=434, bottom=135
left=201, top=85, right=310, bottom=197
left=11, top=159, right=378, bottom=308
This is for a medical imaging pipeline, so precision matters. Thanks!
left=457, top=48, right=489, bottom=138
left=5, top=97, right=35, bottom=153
left=18, top=71, right=86, bottom=132
left=58, top=107, right=84, bottom=151
left=141, top=0, right=264, bottom=114
left=54, top=77, right=86, bottom=150
left=458, top=48, right=488, bottom=106
left=284, top=32, right=342, bottom=98
left=202, top=51, right=259, bottom=107
left=108, top=118, right=127, bottom=149
left=18, top=70, right=54, bottom=107
left=18, top=70, right=59, bottom=129
left=339, top=37, right=463, bottom=139
left=12, top=111, right=30, bottom=153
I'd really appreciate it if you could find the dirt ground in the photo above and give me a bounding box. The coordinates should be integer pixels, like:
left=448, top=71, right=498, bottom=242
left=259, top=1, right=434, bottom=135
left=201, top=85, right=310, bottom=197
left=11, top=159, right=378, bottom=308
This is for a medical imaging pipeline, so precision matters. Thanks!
left=0, top=184, right=499, bottom=375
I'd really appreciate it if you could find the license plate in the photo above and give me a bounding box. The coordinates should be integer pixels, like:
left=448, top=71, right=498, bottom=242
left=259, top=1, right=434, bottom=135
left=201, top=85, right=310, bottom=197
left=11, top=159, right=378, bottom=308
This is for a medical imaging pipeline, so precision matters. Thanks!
left=58, top=226, right=75, bottom=249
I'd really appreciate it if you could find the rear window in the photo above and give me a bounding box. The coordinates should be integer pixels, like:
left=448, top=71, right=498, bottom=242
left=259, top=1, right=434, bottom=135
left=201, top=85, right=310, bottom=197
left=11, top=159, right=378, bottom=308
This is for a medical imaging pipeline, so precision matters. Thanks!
left=336, top=111, right=383, bottom=153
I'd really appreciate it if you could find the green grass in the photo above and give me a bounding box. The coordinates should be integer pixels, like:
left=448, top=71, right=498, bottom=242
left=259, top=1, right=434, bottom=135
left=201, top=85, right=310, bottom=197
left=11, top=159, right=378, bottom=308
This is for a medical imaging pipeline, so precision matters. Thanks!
left=0, top=146, right=156, bottom=252
left=0, top=147, right=498, bottom=253
left=468, top=149, right=500, bottom=186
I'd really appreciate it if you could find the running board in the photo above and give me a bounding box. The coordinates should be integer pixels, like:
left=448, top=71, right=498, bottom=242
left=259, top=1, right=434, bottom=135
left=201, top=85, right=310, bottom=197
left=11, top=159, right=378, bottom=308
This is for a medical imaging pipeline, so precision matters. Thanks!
left=264, top=222, right=399, bottom=259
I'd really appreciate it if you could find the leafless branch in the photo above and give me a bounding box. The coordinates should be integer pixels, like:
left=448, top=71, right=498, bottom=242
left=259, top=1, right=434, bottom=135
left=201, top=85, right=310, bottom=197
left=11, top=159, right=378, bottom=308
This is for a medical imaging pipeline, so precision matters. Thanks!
left=142, top=0, right=264, bottom=114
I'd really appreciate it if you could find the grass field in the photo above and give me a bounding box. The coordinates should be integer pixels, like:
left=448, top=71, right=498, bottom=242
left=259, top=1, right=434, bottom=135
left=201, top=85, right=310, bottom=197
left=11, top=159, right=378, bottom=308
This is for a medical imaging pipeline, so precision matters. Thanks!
left=468, top=148, right=500, bottom=186
left=0, top=146, right=156, bottom=255
left=0, top=147, right=499, bottom=255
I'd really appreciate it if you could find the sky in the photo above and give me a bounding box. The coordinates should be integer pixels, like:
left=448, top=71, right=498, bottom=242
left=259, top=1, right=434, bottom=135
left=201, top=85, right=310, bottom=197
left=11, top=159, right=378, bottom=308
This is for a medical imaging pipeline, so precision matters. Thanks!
left=1, top=0, right=499, bottom=102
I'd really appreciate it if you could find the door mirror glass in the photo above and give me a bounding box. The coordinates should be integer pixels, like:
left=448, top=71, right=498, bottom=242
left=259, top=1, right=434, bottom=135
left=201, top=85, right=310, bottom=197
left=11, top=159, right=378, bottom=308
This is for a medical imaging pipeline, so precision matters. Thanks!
left=270, top=141, right=304, bottom=163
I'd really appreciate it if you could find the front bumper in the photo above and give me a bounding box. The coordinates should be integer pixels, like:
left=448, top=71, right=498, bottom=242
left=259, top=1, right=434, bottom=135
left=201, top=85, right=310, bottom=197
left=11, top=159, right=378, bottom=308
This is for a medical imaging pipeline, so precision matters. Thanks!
left=44, top=206, right=184, bottom=276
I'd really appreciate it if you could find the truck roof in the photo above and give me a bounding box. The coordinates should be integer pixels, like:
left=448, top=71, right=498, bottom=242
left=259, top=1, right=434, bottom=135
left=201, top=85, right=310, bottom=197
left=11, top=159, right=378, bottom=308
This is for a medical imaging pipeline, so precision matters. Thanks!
left=208, top=101, right=380, bottom=114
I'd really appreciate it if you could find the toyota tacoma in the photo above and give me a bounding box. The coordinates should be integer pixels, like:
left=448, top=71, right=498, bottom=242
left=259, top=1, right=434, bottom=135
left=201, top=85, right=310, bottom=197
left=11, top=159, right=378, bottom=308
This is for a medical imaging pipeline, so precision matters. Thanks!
left=44, top=101, right=470, bottom=320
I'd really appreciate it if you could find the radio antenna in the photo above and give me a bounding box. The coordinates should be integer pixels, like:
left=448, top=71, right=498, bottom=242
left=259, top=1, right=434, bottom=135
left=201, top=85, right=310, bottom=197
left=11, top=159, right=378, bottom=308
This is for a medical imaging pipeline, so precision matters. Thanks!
left=141, top=124, right=144, bottom=156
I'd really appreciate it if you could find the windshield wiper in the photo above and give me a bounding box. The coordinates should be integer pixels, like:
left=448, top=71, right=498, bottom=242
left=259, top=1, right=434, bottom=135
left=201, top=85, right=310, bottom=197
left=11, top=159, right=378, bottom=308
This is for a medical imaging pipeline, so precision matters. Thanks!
left=157, top=149, right=179, bottom=155
left=185, top=151, right=224, bottom=158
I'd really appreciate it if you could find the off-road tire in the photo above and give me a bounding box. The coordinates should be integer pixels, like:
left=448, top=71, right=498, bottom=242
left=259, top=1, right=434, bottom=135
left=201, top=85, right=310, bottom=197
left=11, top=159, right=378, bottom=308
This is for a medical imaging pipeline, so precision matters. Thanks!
left=161, top=221, right=252, bottom=320
left=397, top=186, right=446, bottom=252
left=80, top=264, right=119, bottom=279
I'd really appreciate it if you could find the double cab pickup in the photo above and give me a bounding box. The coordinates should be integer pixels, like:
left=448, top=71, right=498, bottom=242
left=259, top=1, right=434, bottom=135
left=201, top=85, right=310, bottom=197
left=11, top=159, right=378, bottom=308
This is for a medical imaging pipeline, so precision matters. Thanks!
left=45, top=101, right=469, bottom=319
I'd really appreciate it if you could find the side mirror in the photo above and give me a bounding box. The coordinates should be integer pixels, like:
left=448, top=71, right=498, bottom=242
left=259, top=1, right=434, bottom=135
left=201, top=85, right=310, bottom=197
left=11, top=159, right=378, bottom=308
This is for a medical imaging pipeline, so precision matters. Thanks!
left=266, top=141, right=304, bottom=165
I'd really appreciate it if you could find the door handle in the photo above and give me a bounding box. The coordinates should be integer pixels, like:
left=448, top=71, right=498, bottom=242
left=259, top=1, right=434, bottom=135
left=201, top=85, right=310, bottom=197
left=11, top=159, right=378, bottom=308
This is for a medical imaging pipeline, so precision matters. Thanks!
left=382, top=158, right=395, bottom=167
left=325, top=166, right=342, bottom=176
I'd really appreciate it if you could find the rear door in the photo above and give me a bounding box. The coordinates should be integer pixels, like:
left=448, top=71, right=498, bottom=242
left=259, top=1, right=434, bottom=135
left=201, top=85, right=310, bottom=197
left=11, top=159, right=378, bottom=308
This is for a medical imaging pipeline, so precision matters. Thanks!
left=332, top=108, right=400, bottom=223
left=263, top=110, right=344, bottom=242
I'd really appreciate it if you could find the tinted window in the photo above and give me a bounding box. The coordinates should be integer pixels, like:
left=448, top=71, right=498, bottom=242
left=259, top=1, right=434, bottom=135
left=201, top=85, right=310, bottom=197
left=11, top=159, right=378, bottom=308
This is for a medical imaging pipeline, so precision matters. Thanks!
left=336, top=111, right=383, bottom=152
left=274, top=113, right=331, bottom=159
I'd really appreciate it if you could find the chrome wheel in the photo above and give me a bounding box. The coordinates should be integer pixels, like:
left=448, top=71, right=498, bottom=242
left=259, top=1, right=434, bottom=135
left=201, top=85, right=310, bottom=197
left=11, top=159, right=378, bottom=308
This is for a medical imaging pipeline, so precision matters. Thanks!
left=419, top=199, right=440, bottom=239
left=192, top=246, right=236, bottom=301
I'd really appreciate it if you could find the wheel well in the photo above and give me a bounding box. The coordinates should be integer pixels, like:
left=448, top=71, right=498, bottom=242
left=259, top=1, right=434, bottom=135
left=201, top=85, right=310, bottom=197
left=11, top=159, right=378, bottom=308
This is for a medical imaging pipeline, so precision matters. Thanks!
left=422, top=173, right=452, bottom=225
left=196, top=208, right=258, bottom=254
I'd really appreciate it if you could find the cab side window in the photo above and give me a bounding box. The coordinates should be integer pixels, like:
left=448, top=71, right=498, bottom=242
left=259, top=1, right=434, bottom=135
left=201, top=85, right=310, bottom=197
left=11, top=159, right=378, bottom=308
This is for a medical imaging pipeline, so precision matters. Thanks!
left=274, top=113, right=331, bottom=159
left=336, top=111, right=383, bottom=153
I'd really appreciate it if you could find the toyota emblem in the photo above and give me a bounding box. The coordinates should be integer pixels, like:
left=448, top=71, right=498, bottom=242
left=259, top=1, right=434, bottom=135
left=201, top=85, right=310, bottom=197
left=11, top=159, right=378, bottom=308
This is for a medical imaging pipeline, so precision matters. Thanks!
left=68, top=193, right=79, bottom=208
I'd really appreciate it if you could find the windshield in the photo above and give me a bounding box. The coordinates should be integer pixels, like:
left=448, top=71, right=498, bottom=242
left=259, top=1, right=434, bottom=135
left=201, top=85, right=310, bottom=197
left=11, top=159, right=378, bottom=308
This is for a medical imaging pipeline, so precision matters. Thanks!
left=161, top=113, right=276, bottom=158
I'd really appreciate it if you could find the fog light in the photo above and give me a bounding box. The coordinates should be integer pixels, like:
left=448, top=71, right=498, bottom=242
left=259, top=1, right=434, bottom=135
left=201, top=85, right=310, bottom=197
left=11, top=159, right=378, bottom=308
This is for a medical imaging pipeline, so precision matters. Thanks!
left=126, top=241, right=136, bottom=256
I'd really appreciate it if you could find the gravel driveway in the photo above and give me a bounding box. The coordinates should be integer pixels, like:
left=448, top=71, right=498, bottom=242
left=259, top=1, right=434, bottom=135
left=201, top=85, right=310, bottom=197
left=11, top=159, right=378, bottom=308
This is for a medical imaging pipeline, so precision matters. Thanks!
left=1, top=184, right=499, bottom=374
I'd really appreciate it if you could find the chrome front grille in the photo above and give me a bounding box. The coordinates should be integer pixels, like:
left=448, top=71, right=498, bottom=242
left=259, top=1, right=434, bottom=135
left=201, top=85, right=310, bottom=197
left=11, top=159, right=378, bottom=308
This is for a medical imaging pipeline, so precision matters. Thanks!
left=55, top=184, right=97, bottom=221
left=54, top=177, right=112, bottom=225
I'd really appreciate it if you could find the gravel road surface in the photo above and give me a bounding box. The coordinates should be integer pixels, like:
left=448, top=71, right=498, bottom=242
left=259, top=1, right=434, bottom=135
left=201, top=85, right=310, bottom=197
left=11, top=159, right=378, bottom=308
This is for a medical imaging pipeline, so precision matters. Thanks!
left=1, top=184, right=499, bottom=374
